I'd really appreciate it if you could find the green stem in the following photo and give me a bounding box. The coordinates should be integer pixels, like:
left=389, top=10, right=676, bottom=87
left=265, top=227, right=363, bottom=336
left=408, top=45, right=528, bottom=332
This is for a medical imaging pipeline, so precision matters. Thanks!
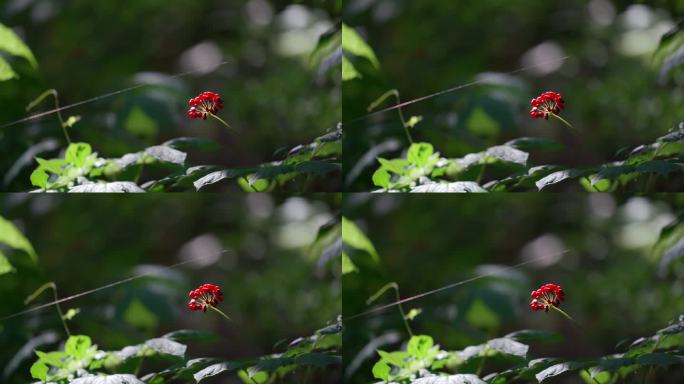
left=366, top=282, right=413, bottom=337
left=477, top=162, right=487, bottom=184
left=208, top=305, right=233, bottom=322
left=550, top=305, right=574, bottom=322
left=584, top=368, right=601, bottom=384
left=25, top=282, right=71, bottom=337
left=550, top=112, right=575, bottom=131
left=209, top=113, right=232, bottom=130
left=135, top=355, right=145, bottom=377
left=394, top=287, right=413, bottom=337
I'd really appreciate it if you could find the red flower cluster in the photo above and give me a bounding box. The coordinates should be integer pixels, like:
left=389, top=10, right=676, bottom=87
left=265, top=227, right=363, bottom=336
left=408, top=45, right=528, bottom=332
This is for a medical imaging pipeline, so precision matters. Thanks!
left=529, top=283, right=565, bottom=312
left=529, top=91, right=565, bottom=120
left=187, top=283, right=223, bottom=312
left=187, top=91, right=223, bottom=120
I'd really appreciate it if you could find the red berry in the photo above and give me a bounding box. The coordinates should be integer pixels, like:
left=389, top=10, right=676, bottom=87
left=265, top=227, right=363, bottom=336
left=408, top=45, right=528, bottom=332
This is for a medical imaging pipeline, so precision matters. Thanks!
left=529, top=91, right=565, bottom=120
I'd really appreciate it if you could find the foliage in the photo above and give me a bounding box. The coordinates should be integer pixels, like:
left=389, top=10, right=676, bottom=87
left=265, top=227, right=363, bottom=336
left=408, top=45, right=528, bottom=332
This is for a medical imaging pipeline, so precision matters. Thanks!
left=1, top=2, right=341, bottom=192
left=343, top=2, right=684, bottom=191
left=28, top=318, right=341, bottom=384
left=370, top=123, right=684, bottom=192
left=1, top=195, right=341, bottom=383
left=28, top=125, right=341, bottom=192
left=0, top=214, right=38, bottom=275
left=370, top=317, right=684, bottom=383
left=342, top=195, right=684, bottom=383
left=0, top=22, right=38, bottom=81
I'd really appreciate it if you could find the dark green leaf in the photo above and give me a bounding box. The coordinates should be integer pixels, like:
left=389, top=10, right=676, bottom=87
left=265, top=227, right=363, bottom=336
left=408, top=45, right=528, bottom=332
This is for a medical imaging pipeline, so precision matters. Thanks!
left=69, top=182, right=145, bottom=193
left=536, top=361, right=595, bottom=382
left=144, top=338, right=187, bottom=358
left=411, top=182, right=486, bottom=193
left=163, top=330, right=221, bottom=344
left=536, top=169, right=590, bottom=191
left=412, top=374, right=486, bottom=384
left=144, top=145, right=187, bottom=165
left=486, top=145, right=528, bottom=165
left=505, top=137, right=563, bottom=151
left=486, top=338, right=528, bottom=358
left=505, top=330, right=563, bottom=343
left=70, top=374, right=145, bottom=384
left=163, top=137, right=221, bottom=152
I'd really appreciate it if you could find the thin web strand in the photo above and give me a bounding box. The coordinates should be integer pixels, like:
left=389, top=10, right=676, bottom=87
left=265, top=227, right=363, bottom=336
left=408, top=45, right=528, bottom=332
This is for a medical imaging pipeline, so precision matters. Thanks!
left=0, top=249, right=233, bottom=322
left=0, top=60, right=235, bottom=129
left=344, top=250, right=569, bottom=321
left=345, top=56, right=571, bottom=125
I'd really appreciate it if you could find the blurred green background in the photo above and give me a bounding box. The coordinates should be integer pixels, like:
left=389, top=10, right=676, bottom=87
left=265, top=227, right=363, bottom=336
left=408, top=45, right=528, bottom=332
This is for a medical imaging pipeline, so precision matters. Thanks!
left=0, top=0, right=341, bottom=191
left=0, top=194, right=341, bottom=383
left=343, top=0, right=684, bottom=191
left=343, top=194, right=684, bottom=383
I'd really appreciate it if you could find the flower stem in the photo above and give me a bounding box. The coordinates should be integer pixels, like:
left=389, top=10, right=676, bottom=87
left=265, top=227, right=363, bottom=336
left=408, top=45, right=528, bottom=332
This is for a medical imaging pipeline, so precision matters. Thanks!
left=550, top=113, right=576, bottom=131
left=208, top=113, right=232, bottom=130
left=208, top=305, right=232, bottom=322
left=550, top=305, right=579, bottom=327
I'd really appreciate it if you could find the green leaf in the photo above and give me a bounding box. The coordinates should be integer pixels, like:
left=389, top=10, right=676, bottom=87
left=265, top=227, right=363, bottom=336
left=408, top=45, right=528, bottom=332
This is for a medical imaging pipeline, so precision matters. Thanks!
left=505, top=137, right=563, bottom=151
left=0, top=251, right=15, bottom=275
left=163, top=137, right=221, bottom=152
left=63, top=115, right=81, bottom=128
left=30, top=166, right=49, bottom=188
left=0, top=23, right=38, bottom=68
left=342, top=55, right=361, bottom=81
left=293, top=352, right=341, bottom=367
left=70, top=374, right=145, bottom=384
left=293, top=160, right=341, bottom=176
left=163, top=329, right=221, bottom=344
left=144, top=338, right=187, bottom=358
left=247, top=357, right=295, bottom=377
left=466, top=299, right=499, bottom=330
left=505, top=330, right=563, bottom=343
left=486, top=338, right=528, bottom=358
left=35, top=157, right=66, bottom=175
left=144, top=145, right=187, bottom=165
left=341, top=252, right=358, bottom=274
left=371, top=360, right=390, bottom=381
left=536, top=169, right=590, bottom=191
left=341, top=23, right=380, bottom=68
left=405, top=308, right=422, bottom=321
left=194, top=362, right=245, bottom=382
left=486, top=145, right=529, bottom=165
left=377, top=350, right=410, bottom=368
left=467, top=107, right=500, bottom=137
left=407, top=335, right=434, bottom=359
left=124, top=106, right=159, bottom=138
left=342, top=217, right=379, bottom=263
left=406, top=115, right=423, bottom=129
left=65, top=142, right=92, bottom=167
left=411, top=182, right=487, bottom=193
left=0, top=55, right=18, bottom=81
left=193, top=168, right=255, bottom=190
left=0, top=215, right=37, bottom=263
left=637, top=352, right=684, bottom=367
left=412, top=374, right=487, bottom=384
left=29, top=361, right=48, bottom=381
left=35, top=351, right=66, bottom=367
left=407, top=143, right=434, bottom=167
left=62, top=308, right=80, bottom=321
left=69, top=182, right=145, bottom=193
left=536, top=361, right=595, bottom=382
left=65, top=335, right=92, bottom=359
left=123, top=298, right=158, bottom=330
